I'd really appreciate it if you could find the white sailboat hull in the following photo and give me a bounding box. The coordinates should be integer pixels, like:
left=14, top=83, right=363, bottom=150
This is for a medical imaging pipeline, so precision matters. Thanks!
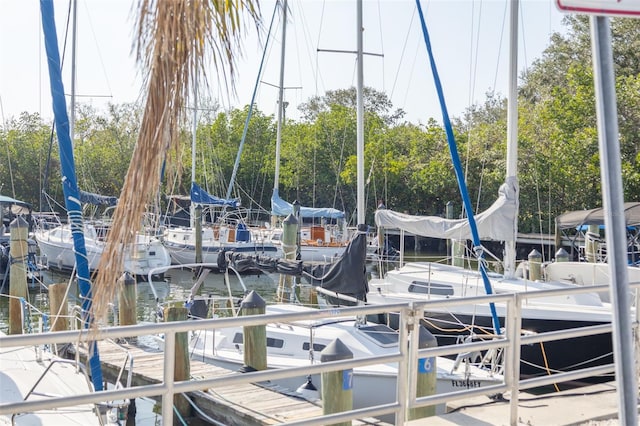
left=34, top=224, right=171, bottom=278
left=162, top=226, right=282, bottom=266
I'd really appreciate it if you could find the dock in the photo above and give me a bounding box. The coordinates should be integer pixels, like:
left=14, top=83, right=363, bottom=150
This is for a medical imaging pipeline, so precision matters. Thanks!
left=70, top=339, right=387, bottom=425
left=408, top=381, right=632, bottom=426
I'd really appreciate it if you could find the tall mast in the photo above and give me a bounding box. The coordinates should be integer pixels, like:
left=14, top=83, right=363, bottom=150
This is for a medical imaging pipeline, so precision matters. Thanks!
left=69, top=0, right=77, bottom=142
left=273, top=0, right=287, bottom=195
left=504, top=0, right=519, bottom=278
left=356, top=0, right=365, bottom=225
left=190, top=81, right=198, bottom=228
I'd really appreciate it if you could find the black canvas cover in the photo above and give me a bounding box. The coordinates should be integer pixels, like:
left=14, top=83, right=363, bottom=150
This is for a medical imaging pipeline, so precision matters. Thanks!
left=223, top=224, right=369, bottom=301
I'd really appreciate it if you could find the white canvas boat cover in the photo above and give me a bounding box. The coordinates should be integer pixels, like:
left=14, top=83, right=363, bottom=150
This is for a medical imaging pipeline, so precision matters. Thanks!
left=375, top=177, right=518, bottom=241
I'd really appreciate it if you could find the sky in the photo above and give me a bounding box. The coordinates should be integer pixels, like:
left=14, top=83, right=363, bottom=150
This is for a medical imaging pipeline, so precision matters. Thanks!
left=0, top=0, right=569, bottom=126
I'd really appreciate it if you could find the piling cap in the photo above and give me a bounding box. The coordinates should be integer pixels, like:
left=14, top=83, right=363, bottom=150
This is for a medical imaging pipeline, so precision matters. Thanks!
left=418, top=326, right=438, bottom=349
left=555, top=248, right=569, bottom=261
left=9, top=216, right=28, bottom=228
left=283, top=213, right=298, bottom=225
left=241, top=290, right=266, bottom=309
left=121, top=271, right=135, bottom=285
left=320, top=338, right=353, bottom=362
left=528, top=249, right=542, bottom=260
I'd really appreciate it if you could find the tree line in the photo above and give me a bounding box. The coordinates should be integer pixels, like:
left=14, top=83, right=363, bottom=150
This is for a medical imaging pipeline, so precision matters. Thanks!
left=1, top=16, right=639, bottom=234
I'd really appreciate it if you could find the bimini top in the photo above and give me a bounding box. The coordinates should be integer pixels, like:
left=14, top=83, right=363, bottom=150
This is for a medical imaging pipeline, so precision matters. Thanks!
left=0, top=195, right=31, bottom=216
left=555, top=202, right=640, bottom=230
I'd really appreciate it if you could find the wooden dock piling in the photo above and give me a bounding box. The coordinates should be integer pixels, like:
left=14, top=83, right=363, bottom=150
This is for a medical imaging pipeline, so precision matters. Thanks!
left=240, top=290, right=267, bottom=371
left=409, top=326, right=437, bottom=420
left=118, top=272, right=137, bottom=327
left=163, top=303, right=191, bottom=423
left=48, top=282, right=69, bottom=332
left=9, top=216, right=28, bottom=335
left=320, top=338, right=353, bottom=426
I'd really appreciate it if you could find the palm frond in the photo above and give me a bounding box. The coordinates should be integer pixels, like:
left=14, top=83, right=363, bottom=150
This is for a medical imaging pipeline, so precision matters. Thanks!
left=91, top=0, right=262, bottom=322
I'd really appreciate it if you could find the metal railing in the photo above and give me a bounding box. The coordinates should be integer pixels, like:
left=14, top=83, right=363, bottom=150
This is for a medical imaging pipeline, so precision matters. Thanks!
left=0, top=283, right=638, bottom=425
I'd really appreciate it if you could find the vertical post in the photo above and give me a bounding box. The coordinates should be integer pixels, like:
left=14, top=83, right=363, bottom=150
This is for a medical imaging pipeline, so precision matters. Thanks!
left=240, top=291, right=267, bottom=371
left=356, top=0, right=365, bottom=225
left=49, top=282, right=69, bottom=332
left=409, top=326, right=437, bottom=419
left=195, top=205, right=203, bottom=264
left=9, top=217, right=28, bottom=335
left=528, top=249, right=542, bottom=281
left=503, top=0, right=520, bottom=280
left=163, top=303, right=190, bottom=422
left=118, top=272, right=137, bottom=328
left=590, top=15, right=638, bottom=425
left=446, top=203, right=465, bottom=268
left=293, top=201, right=301, bottom=261
left=585, top=224, right=600, bottom=262
left=555, top=248, right=569, bottom=262
left=278, top=214, right=297, bottom=302
left=320, top=338, right=353, bottom=426
left=445, top=201, right=453, bottom=258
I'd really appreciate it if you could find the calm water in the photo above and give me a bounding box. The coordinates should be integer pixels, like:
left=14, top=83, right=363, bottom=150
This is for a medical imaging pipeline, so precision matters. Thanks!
left=0, top=252, right=440, bottom=424
left=0, top=250, right=444, bottom=329
left=0, top=268, right=281, bottom=426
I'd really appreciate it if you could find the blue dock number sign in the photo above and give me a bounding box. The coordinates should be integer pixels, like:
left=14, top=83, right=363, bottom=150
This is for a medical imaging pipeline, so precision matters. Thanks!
left=418, top=357, right=435, bottom=374
left=343, top=369, right=354, bottom=390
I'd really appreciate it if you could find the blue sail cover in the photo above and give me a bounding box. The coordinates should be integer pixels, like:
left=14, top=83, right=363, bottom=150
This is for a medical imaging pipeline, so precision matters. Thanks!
left=191, top=182, right=239, bottom=208
left=40, top=0, right=103, bottom=390
left=79, top=189, right=118, bottom=206
left=271, top=189, right=345, bottom=219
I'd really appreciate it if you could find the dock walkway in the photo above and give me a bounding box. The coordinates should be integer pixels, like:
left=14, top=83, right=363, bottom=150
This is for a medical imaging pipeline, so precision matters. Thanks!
left=72, top=339, right=386, bottom=425
left=408, top=381, right=634, bottom=426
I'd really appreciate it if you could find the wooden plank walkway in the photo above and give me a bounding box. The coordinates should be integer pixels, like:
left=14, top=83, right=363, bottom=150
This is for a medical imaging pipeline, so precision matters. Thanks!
left=70, top=339, right=387, bottom=425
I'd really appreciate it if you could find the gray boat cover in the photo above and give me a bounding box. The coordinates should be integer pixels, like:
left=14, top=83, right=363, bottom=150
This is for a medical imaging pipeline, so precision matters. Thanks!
left=555, top=202, right=640, bottom=230
left=374, top=176, right=518, bottom=241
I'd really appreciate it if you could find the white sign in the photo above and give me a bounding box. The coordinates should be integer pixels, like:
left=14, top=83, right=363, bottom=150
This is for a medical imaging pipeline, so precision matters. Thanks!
left=557, top=0, right=640, bottom=17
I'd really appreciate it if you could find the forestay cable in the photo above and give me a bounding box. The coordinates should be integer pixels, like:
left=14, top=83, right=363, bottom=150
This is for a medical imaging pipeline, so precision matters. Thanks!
left=414, top=0, right=501, bottom=335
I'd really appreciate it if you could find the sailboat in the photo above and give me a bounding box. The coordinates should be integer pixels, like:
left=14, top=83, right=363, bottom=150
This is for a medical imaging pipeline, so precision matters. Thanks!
left=161, top=182, right=282, bottom=266
left=263, top=0, right=355, bottom=263
left=185, top=302, right=503, bottom=422
left=34, top=0, right=171, bottom=282
left=34, top=190, right=172, bottom=281
left=160, top=86, right=281, bottom=267
left=331, top=0, right=631, bottom=382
